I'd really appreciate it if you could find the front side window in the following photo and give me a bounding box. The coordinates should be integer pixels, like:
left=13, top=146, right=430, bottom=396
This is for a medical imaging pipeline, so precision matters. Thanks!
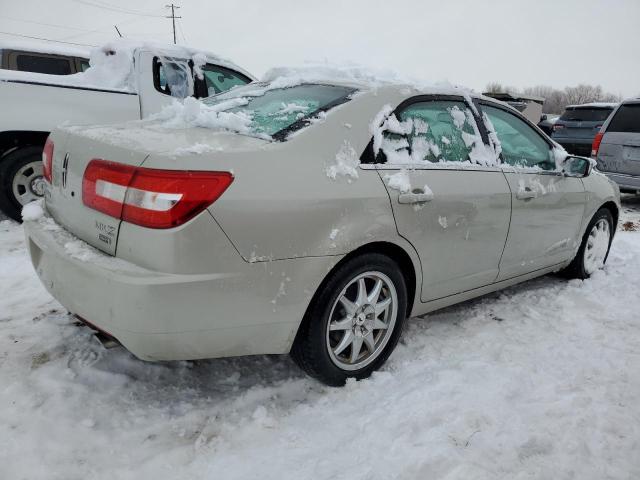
left=374, top=100, right=488, bottom=165
left=16, top=54, right=72, bottom=75
left=482, top=105, right=554, bottom=170
left=203, top=83, right=355, bottom=139
left=201, top=65, right=251, bottom=96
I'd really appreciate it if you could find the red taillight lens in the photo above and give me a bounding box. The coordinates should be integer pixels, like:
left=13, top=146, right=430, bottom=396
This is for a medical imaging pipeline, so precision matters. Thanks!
left=591, top=132, right=604, bottom=157
left=552, top=124, right=564, bottom=132
left=42, top=138, right=54, bottom=183
left=83, top=159, right=233, bottom=229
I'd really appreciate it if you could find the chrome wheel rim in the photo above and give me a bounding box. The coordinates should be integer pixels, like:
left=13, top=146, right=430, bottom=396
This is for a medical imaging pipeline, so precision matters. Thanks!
left=583, top=218, right=610, bottom=275
left=12, top=161, right=45, bottom=206
left=326, top=271, right=398, bottom=371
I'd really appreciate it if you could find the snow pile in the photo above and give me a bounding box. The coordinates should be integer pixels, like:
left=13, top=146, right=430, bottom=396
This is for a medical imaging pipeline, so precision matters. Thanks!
left=21, top=200, right=45, bottom=221
left=2, top=200, right=640, bottom=478
left=153, top=97, right=258, bottom=137
left=326, top=141, right=359, bottom=182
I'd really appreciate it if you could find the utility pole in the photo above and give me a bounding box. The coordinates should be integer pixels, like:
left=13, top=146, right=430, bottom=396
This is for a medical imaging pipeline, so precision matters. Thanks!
left=165, top=4, right=181, bottom=44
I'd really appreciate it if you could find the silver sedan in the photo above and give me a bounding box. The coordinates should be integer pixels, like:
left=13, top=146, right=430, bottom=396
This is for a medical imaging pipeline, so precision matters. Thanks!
left=24, top=77, right=620, bottom=386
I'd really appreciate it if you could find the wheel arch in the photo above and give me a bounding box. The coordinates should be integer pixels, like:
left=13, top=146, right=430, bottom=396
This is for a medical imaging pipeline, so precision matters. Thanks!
left=599, top=200, right=619, bottom=229
left=0, top=131, right=50, bottom=159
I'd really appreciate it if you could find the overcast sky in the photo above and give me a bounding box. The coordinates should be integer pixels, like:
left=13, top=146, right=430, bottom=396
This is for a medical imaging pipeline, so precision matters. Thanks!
left=1, top=0, right=639, bottom=97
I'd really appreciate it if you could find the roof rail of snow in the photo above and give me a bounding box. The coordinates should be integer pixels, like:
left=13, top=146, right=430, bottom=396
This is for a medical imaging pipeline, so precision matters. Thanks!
left=260, top=63, right=477, bottom=98
left=0, top=39, right=90, bottom=59
left=0, top=39, right=252, bottom=93
left=565, top=102, right=619, bottom=109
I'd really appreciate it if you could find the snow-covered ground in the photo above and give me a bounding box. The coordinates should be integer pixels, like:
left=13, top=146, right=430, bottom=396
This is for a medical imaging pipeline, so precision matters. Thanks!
left=1, top=199, right=639, bottom=480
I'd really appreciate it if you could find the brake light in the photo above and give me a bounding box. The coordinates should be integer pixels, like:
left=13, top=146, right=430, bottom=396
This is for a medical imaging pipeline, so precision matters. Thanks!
left=83, top=159, right=233, bottom=228
left=553, top=124, right=564, bottom=132
left=591, top=132, right=604, bottom=157
left=42, top=137, right=54, bottom=183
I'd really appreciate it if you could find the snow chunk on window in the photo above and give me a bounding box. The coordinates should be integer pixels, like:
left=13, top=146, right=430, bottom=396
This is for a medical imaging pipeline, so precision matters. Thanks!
left=326, top=141, right=359, bottom=182
left=449, top=105, right=467, bottom=129
left=384, top=170, right=411, bottom=193
left=22, top=201, right=44, bottom=221
left=152, top=97, right=260, bottom=137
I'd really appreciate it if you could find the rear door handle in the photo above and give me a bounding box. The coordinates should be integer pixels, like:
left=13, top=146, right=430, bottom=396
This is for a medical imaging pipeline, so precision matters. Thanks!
left=398, top=191, right=434, bottom=204
left=516, top=188, right=537, bottom=200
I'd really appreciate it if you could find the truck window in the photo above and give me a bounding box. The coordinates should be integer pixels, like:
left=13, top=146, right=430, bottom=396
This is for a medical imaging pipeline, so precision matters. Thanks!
left=153, top=57, right=191, bottom=99
left=15, top=54, right=72, bottom=75
left=606, top=104, right=640, bottom=133
left=200, top=64, right=251, bottom=96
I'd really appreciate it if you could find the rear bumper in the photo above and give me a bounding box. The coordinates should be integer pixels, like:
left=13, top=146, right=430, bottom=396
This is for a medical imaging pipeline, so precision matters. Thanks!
left=599, top=171, right=640, bottom=192
left=24, top=213, right=334, bottom=361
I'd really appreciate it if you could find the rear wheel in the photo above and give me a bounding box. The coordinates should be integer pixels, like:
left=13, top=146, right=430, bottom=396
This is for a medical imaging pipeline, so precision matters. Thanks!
left=0, top=146, right=45, bottom=222
left=563, top=208, right=614, bottom=279
left=291, top=253, right=407, bottom=386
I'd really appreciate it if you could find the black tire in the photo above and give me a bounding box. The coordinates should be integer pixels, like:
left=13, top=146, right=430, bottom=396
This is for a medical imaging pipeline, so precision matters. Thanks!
left=291, top=253, right=408, bottom=386
left=0, top=146, right=44, bottom=222
left=562, top=208, right=614, bottom=280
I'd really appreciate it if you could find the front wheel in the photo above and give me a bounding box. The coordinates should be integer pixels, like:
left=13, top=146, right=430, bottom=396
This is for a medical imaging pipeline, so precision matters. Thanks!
left=563, top=208, right=614, bottom=279
left=291, top=253, right=407, bottom=386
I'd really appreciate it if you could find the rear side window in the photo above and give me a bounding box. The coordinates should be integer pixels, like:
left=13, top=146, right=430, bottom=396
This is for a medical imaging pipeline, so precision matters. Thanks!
left=16, top=54, right=72, bottom=75
left=482, top=105, right=554, bottom=170
left=201, top=65, right=251, bottom=96
left=606, top=104, right=640, bottom=133
left=560, top=107, right=613, bottom=122
left=380, top=100, right=478, bottom=164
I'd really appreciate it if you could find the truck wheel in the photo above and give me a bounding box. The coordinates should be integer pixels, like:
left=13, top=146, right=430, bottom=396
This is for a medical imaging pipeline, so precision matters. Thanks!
left=291, top=253, right=407, bottom=386
left=0, top=146, right=45, bottom=222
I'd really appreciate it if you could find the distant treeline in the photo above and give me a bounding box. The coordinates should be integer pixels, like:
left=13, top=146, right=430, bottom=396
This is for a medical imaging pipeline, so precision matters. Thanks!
left=485, top=82, right=624, bottom=114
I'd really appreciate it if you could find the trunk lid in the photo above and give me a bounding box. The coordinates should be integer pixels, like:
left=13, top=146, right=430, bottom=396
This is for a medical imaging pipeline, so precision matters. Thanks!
left=46, top=122, right=269, bottom=255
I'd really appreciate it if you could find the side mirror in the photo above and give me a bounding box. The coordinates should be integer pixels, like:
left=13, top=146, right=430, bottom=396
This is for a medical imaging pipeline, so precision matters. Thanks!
left=562, top=156, right=593, bottom=177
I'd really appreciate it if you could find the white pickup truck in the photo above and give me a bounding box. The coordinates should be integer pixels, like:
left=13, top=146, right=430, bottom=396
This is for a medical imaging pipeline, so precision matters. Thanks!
left=0, top=40, right=254, bottom=221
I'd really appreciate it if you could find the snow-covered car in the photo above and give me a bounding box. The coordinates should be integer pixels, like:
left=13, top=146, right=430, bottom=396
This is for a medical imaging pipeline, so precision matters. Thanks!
left=23, top=69, right=620, bottom=386
left=0, top=40, right=254, bottom=221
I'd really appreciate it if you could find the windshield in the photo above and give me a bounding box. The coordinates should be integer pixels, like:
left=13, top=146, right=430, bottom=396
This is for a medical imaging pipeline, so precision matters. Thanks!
left=560, top=107, right=614, bottom=122
left=203, top=83, right=356, bottom=140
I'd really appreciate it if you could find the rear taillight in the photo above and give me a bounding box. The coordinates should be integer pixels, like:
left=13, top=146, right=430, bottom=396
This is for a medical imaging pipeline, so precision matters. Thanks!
left=83, top=159, right=233, bottom=229
left=42, top=137, right=54, bottom=183
left=591, top=132, right=604, bottom=157
left=552, top=124, right=564, bottom=132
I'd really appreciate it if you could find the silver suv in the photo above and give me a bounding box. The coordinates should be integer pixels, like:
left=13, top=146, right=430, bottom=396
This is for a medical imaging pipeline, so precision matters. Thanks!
left=593, top=99, right=640, bottom=193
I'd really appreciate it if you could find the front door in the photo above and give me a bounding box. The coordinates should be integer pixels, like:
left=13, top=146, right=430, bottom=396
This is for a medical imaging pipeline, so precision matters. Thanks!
left=480, top=103, right=586, bottom=280
left=374, top=97, right=511, bottom=301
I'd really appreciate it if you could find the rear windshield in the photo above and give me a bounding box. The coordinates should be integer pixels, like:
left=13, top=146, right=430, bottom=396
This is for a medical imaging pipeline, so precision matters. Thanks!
left=607, top=104, right=640, bottom=133
left=559, top=107, right=614, bottom=122
left=203, top=83, right=356, bottom=140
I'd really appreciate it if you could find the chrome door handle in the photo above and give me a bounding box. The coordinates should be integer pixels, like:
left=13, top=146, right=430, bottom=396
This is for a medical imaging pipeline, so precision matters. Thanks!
left=516, top=188, right=537, bottom=200
left=398, top=192, right=434, bottom=204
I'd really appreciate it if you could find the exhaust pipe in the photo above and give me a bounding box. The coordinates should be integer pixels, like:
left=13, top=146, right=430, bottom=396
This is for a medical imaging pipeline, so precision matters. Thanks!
left=74, top=314, right=121, bottom=349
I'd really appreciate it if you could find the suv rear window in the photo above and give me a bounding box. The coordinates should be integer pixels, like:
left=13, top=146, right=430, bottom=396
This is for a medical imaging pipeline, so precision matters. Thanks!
left=16, top=54, right=72, bottom=75
left=559, top=107, right=613, bottom=122
left=606, top=104, right=640, bottom=133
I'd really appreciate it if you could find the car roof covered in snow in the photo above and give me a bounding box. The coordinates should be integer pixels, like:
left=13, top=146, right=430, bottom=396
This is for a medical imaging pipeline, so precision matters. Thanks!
left=565, top=102, right=619, bottom=109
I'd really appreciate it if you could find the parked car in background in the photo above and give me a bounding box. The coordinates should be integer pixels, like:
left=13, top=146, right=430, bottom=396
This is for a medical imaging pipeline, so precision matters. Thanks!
left=593, top=98, right=640, bottom=193
left=0, top=40, right=254, bottom=221
left=24, top=71, right=620, bottom=386
left=537, top=113, right=559, bottom=136
left=1, top=41, right=89, bottom=75
left=552, top=103, right=617, bottom=156
left=482, top=92, right=545, bottom=124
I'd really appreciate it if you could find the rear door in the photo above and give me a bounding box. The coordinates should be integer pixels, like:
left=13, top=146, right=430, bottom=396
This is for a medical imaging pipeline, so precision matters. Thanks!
left=598, top=102, right=640, bottom=176
left=372, top=96, right=511, bottom=301
left=480, top=102, right=586, bottom=280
